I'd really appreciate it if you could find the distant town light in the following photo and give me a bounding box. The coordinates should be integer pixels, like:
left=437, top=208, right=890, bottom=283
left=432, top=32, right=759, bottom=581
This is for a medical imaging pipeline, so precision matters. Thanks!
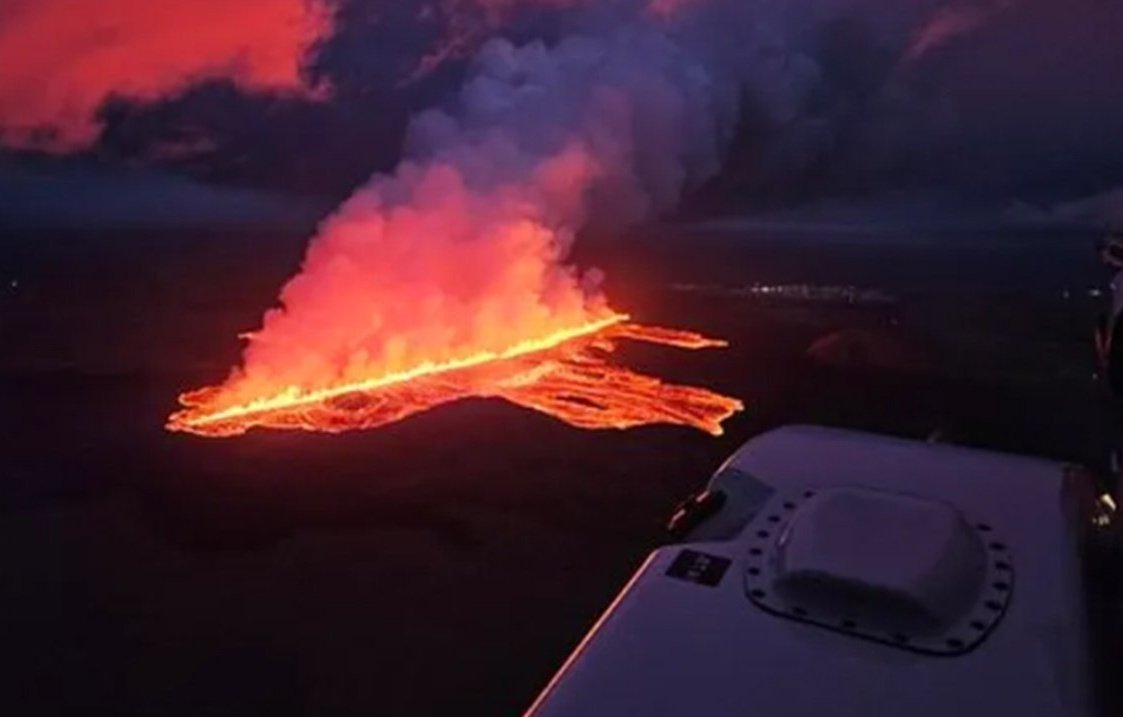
left=1101, top=493, right=1116, bottom=513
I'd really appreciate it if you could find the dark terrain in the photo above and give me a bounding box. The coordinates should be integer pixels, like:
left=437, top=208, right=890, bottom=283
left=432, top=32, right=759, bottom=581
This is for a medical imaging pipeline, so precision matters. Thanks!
left=0, top=221, right=1117, bottom=715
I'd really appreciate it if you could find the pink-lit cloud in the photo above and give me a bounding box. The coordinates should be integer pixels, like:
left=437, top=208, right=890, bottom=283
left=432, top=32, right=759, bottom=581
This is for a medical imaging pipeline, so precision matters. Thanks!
left=0, top=0, right=333, bottom=151
left=902, top=1, right=1016, bottom=64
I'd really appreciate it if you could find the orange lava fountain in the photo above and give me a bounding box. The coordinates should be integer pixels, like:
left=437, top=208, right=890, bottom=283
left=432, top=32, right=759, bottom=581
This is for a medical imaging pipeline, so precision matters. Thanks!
left=164, top=24, right=749, bottom=440
left=167, top=315, right=743, bottom=438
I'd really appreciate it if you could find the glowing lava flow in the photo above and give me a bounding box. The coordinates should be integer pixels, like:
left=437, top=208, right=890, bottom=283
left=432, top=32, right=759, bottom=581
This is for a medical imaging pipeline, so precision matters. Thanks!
left=167, top=317, right=743, bottom=438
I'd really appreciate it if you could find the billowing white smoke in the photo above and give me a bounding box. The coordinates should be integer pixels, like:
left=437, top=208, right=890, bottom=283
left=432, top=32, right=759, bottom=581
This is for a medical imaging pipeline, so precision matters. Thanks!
left=207, top=0, right=1111, bottom=406
left=216, top=22, right=743, bottom=405
left=408, top=30, right=738, bottom=227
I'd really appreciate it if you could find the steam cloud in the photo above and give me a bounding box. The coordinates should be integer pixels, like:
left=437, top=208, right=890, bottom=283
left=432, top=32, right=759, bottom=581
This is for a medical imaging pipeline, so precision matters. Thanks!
left=0, top=0, right=331, bottom=150
left=218, top=0, right=1092, bottom=405
left=219, top=15, right=743, bottom=405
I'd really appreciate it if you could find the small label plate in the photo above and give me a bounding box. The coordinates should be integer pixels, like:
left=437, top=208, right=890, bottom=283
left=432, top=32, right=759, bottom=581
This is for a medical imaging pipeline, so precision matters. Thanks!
left=665, top=549, right=731, bottom=587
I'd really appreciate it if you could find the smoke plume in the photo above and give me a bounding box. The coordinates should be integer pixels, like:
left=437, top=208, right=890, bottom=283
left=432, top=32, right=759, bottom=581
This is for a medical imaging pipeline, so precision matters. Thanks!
left=152, top=0, right=1122, bottom=409
left=211, top=9, right=742, bottom=408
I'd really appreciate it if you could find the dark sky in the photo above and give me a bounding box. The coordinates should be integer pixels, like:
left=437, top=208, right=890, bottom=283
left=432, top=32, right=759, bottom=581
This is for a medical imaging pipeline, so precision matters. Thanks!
left=1, top=0, right=1121, bottom=229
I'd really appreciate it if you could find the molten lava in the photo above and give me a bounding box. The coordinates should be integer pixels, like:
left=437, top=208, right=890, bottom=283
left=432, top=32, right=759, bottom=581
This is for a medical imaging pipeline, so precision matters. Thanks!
left=167, top=316, right=743, bottom=438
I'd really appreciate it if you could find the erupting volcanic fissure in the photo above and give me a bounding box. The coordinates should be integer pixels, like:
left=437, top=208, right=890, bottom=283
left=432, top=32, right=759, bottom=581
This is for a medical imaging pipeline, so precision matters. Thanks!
left=166, top=19, right=748, bottom=439
left=168, top=317, right=742, bottom=438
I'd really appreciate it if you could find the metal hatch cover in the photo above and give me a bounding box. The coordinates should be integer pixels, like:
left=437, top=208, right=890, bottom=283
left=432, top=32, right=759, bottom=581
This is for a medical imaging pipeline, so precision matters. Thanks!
left=743, top=485, right=1015, bottom=655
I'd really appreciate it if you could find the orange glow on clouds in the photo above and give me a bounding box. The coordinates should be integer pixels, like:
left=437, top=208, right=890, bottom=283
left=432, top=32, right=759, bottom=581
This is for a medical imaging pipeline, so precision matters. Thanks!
left=0, top=0, right=332, bottom=150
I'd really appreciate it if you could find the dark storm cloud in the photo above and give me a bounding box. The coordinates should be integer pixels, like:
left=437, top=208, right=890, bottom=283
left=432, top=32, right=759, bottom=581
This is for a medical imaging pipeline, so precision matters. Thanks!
left=1, top=0, right=1121, bottom=227
left=175, top=0, right=1123, bottom=210
left=883, top=0, right=1123, bottom=199
left=689, top=0, right=1123, bottom=212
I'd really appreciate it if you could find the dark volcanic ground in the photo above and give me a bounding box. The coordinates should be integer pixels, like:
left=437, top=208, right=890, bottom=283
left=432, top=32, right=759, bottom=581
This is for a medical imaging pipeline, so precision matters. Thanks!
left=0, top=222, right=1119, bottom=716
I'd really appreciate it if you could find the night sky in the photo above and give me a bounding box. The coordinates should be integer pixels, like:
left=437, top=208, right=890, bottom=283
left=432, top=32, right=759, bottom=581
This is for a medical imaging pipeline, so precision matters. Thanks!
left=1, top=0, right=1121, bottom=230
